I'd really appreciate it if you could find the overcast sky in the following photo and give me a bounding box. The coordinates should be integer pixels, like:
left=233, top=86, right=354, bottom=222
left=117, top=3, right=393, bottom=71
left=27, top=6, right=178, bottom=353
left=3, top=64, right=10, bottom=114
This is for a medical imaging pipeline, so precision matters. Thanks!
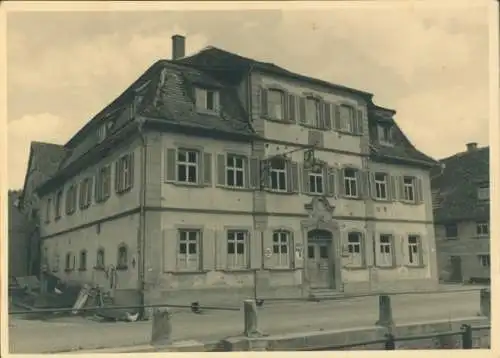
left=6, top=2, right=491, bottom=189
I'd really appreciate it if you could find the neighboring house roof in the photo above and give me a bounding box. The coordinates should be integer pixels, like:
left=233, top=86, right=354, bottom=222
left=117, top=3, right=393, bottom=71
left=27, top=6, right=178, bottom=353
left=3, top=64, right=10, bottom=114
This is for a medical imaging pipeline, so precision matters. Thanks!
left=431, top=146, right=489, bottom=223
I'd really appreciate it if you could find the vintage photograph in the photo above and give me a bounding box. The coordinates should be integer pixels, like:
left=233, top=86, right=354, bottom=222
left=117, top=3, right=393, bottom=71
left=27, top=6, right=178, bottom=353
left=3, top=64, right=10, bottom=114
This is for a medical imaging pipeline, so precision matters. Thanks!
left=4, top=0, right=493, bottom=353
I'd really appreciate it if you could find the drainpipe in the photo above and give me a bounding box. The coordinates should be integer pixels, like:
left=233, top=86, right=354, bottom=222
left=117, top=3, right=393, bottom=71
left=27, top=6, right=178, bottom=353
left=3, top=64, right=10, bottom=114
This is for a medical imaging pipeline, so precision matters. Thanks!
left=136, top=112, right=147, bottom=319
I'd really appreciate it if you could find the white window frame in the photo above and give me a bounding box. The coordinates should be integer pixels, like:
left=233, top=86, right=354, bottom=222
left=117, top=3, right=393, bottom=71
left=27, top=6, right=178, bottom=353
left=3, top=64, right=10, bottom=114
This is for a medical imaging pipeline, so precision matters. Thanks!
left=374, top=173, right=388, bottom=200
left=340, top=105, right=355, bottom=132
left=176, top=149, right=199, bottom=184
left=309, top=167, right=324, bottom=194
left=378, top=234, right=393, bottom=267
left=477, top=186, right=489, bottom=200
left=407, top=235, right=421, bottom=266
left=476, top=221, right=489, bottom=237
left=478, top=254, right=490, bottom=268
left=96, top=165, right=111, bottom=202
left=305, top=97, right=321, bottom=127
left=272, top=231, right=291, bottom=268
left=177, top=229, right=201, bottom=271
left=268, top=89, right=285, bottom=120
left=403, top=176, right=415, bottom=202
left=79, top=178, right=92, bottom=209
left=196, top=88, right=219, bottom=112
left=226, top=154, right=245, bottom=188
left=227, top=230, right=248, bottom=269
left=346, top=232, right=363, bottom=267
left=116, top=154, right=132, bottom=193
left=344, top=168, right=358, bottom=198
left=269, top=158, right=287, bottom=192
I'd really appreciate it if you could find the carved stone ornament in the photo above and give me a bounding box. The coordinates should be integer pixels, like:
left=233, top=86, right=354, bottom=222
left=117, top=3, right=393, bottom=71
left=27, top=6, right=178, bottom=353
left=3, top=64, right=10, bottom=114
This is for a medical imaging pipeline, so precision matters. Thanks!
left=304, top=196, right=335, bottom=223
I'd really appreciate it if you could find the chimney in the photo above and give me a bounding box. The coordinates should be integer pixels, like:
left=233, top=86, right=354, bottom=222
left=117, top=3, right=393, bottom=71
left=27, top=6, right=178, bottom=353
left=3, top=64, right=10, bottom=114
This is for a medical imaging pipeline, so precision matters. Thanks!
left=172, top=35, right=185, bottom=60
left=466, top=142, right=478, bottom=152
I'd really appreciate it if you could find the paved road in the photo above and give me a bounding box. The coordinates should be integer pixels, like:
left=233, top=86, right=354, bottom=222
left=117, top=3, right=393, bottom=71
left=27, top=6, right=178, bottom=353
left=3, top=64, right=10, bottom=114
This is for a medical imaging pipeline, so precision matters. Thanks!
left=9, top=290, right=484, bottom=353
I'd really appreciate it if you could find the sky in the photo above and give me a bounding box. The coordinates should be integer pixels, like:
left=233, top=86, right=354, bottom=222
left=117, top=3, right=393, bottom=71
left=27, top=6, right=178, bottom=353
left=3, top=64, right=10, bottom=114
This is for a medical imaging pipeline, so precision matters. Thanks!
left=5, top=1, right=492, bottom=190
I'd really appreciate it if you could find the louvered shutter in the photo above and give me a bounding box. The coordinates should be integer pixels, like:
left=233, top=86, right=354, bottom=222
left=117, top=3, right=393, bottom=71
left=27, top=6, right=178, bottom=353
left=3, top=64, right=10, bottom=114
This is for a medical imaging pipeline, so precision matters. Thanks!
left=165, top=148, right=177, bottom=182
left=356, top=109, right=364, bottom=134
left=323, top=102, right=332, bottom=130
left=289, top=161, right=299, bottom=193
left=326, top=167, right=336, bottom=197
left=129, top=153, right=135, bottom=189
left=398, top=176, right=405, bottom=201
left=369, top=172, right=376, bottom=199
left=202, top=229, right=216, bottom=270
left=249, top=157, right=260, bottom=189
left=388, top=175, right=397, bottom=201
left=215, top=230, right=227, bottom=270
left=288, top=94, right=296, bottom=123
left=299, top=97, right=306, bottom=124
left=216, top=153, right=226, bottom=187
left=302, top=164, right=310, bottom=194
left=333, top=105, right=341, bottom=130
left=260, top=88, right=268, bottom=117
left=415, top=178, right=424, bottom=204
left=202, top=152, right=212, bottom=186
left=250, top=230, right=263, bottom=269
left=114, top=161, right=120, bottom=192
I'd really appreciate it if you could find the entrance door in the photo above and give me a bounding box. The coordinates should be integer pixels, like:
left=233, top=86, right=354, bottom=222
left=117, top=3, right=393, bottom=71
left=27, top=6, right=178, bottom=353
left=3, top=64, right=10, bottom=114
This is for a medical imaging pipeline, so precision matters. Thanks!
left=307, top=230, right=334, bottom=289
left=449, top=256, right=463, bottom=282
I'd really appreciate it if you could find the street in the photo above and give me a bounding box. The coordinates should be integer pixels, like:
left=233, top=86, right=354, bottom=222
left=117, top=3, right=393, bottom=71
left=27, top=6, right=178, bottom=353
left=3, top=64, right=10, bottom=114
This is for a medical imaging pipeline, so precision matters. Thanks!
left=8, top=289, right=484, bottom=353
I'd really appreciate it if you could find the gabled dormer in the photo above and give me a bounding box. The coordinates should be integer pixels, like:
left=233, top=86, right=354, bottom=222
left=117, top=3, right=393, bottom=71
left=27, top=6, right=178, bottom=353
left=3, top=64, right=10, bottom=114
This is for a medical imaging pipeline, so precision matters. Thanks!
left=194, top=87, right=220, bottom=114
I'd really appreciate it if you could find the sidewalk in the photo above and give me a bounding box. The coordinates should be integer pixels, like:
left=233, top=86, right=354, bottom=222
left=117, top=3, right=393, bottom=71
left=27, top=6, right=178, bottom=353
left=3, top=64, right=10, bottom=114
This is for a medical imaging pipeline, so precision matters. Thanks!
left=9, top=290, right=483, bottom=353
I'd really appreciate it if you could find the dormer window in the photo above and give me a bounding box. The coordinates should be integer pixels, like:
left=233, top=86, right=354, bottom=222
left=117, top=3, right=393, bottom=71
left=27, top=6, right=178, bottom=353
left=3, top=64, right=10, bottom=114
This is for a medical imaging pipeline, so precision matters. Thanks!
left=97, top=124, right=107, bottom=143
left=477, top=183, right=489, bottom=201
left=378, top=124, right=393, bottom=145
left=195, top=88, right=219, bottom=113
left=268, top=89, right=285, bottom=120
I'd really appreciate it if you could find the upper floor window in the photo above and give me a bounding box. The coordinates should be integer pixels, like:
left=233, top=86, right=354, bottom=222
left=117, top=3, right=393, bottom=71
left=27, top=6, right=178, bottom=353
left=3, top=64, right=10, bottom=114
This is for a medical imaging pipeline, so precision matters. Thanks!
left=226, top=154, right=245, bottom=188
left=343, top=168, right=358, bottom=198
left=65, top=252, right=75, bottom=271
left=374, top=173, right=388, bottom=200
left=195, top=88, right=219, bottom=112
left=45, top=197, right=52, bottom=223
left=117, top=244, right=128, bottom=269
left=79, top=177, right=93, bottom=210
left=269, top=158, right=287, bottom=192
left=339, top=105, right=355, bottom=132
left=55, top=190, right=63, bottom=219
left=96, top=165, right=111, bottom=203
left=97, top=124, right=107, bottom=143
left=478, top=254, right=490, bottom=268
left=177, top=229, right=200, bottom=271
left=227, top=230, right=248, bottom=269
left=115, top=153, right=134, bottom=193
left=378, top=124, right=394, bottom=145
left=444, top=224, right=458, bottom=239
left=96, top=248, right=105, bottom=269
left=476, top=221, right=489, bottom=237
left=267, top=89, right=285, bottom=120
left=272, top=230, right=291, bottom=268
left=477, top=184, right=489, bottom=201
left=308, top=166, right=324, bottom=195
left=177, top=149, right=199, bottom=184
left=402, top=176, right=415, bottom=202
left=79, top=250, right=87, bottom=271
left=65, top=185, right=77, bottom=215
left=305, top=97, right=321, bottom=128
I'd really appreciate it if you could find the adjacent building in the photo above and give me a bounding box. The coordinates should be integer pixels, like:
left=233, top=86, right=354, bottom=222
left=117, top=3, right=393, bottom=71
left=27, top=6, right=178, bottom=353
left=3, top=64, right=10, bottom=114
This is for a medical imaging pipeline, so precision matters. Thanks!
left=28, top=35, right=439, bottom=307
left=432, top=143, right=490, bottom=283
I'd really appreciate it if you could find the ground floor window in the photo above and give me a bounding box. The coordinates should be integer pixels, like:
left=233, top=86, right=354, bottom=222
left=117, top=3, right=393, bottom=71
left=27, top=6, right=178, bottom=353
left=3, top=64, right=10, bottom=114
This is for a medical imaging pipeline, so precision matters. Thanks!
left=377, top=234, right=393, bottom=267
left=478, top=254, right=490, bottom=268
left=178, top=229, right=201, bottom=271
left=227, top=230, right=248, bottom=269
left=272, top=230, right=291, bottom=268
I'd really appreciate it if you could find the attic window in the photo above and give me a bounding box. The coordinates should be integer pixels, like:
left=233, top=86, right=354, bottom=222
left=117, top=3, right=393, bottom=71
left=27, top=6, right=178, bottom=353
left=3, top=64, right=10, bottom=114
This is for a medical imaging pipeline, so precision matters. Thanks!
left=477, top=184, right=489, bottom=201
left=97, top=124, right=107, bottom=143
left=378, top=124, right=393, bottom=145
left=195, top=88, right=219, bottom=113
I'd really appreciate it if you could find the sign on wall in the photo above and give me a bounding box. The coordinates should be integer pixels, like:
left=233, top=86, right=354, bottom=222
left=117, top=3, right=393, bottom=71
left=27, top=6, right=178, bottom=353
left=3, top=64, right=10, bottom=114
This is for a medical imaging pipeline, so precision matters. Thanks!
left=264, top=248, right=272, bottom=258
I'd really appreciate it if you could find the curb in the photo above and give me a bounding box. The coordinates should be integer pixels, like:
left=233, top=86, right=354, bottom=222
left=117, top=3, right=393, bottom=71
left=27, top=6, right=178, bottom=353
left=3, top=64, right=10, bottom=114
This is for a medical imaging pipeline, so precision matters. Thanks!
left=68, top=340, right=209, bottom=353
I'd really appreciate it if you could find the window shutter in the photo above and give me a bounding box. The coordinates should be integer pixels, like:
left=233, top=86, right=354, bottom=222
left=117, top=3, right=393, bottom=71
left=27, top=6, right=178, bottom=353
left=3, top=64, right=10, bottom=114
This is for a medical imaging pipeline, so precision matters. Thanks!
left=262, top=230, right=274, bottom=269
left=323, top=102, right=332, bottom=130
left=299, top=97, right=306, bottom=124
left=165, top=148, right=177, bottom=182
left=361, top=170, right=370, bottom=198
left=195, top=88, right=206, bottom=110
left=282, top=92, right=289, bottom=121
left=114, top=160, right=120, bottom=192
left=289, top=161, right=299, bottom=193
left=326, top=166, right=336, bottom=197
left=388, top=175, right=397, bottom=201
left=244, top=158, right=251, bottom=189
left=215, top=153, right=226, bottom=187
left=293, top=233, right=304, bottom=269
left=88, top=177, right=94, bottom=204
left=260, top=87, right=268, bottom=117
left=356, top=109, right=364, bottom=134
left=129, top=153, right=135, bottom=188
left=203, top=152, right=212, bottom=186
left=337, top=167, right=345, bottom=197
left=250, top=230, right=263, bottom=269
left=318, top=102, right=326, bottom=129
left=249, top=157, right=260, bottom=189
left=397, top=176, right=405, bottom=201
left=302, top=164, right=310, bottom=194
left=390, top=234, right=398, bottom=267
left=360, top=233, right=367, bottom=267
left=369, top=172, right=376, bottom=199
left=94, top=173, right=100, bottom=202
left=288, top=94, right=296, bottom=123
left=202, top=229, right=216, bottom=270
left=333, top=105, right=341, bottom=130
left=162, top=229, right=178, bottom=272
left=215, top=230, right=227, bottom=270
left=418, top=237, right=426, bottom=267
left=415, top=178, right=424, bottom=204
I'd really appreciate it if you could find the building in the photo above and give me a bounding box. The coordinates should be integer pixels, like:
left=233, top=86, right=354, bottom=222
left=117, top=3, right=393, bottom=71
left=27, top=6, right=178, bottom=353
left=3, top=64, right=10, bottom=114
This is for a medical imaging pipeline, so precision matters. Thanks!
left=30, top=35, right=439, bottom=307
left=431, top=142, right=490, bottom=283
left=8, top=190, right=30, bottom=277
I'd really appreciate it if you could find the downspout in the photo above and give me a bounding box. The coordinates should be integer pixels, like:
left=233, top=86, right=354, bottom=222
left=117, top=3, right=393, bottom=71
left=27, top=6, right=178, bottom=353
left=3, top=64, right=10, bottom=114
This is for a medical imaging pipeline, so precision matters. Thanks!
left=136, top=110, right=147, bottom=319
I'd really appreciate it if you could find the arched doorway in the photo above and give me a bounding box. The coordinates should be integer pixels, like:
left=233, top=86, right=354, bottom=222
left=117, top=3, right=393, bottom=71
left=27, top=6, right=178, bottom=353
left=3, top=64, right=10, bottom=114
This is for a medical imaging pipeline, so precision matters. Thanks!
left=307, top=229, right=335, bottom=289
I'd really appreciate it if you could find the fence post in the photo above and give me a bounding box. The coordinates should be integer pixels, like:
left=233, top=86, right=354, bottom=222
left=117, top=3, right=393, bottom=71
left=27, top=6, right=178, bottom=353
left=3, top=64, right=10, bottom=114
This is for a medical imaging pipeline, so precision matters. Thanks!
left=384, top=333, right=396, bottom=350
left=479, top=288, right=491, bottom=319
left=375, top=295, right=394, bottom=327
left=461, top=324, right=473, bottom=349
left=151, top=307, right=173, bottom=346
left=243, top=299, right=260, bottom=337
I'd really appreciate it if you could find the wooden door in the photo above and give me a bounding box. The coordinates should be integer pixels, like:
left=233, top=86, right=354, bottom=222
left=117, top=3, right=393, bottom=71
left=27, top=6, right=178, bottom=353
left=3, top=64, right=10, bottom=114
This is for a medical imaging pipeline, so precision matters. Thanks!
left=307, top=241, right=331, bottom=288
left=449, top=256, right=463, bottom=282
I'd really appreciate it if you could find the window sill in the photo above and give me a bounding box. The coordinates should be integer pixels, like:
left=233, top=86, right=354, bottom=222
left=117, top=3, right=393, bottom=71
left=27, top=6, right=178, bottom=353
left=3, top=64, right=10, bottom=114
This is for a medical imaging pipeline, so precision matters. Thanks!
left=399, top=200, right=419, bottom=205
left=196, top=108, right=220, bottom=116
left=116, top=265, right=128, bottom=271
left=94, top=266, right=105, bottom=271
left=373, top=265, right=396, bottom=270
left=299, top=123, right=327, bottom=131
left=165, top=270, right=208, bottom=275
left=265, top=189, right=296, bottom=195
left=373, top=197, right=391, bottom=203
left=220, top=268, right=252, bottom=273
left=217, top=185, right=253, bottom=192
left=264, top=116, right=295, bottom=125
left=116, top=186, right=133, bottom=196
left=166, top=181, right=205, bottom=189
left=265, top=267, right=294, bottom=272
left=343, top=265, right=366, bottom=271
left=342, top=195, right=363, bottom=201
left=305, top=192, right=327, bottom=197
left=96, top=196, right=110, bottom=204
left=78, top=268, right=87, bottom=272
left=404, top=264, right=425, bottom=269
left=336, top=130, right=362, bottom=137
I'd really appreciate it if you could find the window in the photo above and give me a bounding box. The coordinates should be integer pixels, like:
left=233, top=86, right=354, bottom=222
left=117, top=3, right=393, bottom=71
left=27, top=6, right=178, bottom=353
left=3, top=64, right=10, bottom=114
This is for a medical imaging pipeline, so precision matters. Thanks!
left=339, top=105, right=355, bottom=132
left=227, top=231, right=248, bottom=269
left=65, top=185, right=77, bottom=215
left=269, top=158, right=287, bottom=192
left=477, top=185, right=489, bottom=200
left=96, top=248, right=105, bottom=269
left=226, top=155, right=245, bottom=188
left=309, top=166, right=324, bottom=194
left=55, top=190, right=63, bottom=219
left=96, top=166, right=111, bottom=202
left=378, top=234, right=393, bottom=267
left=344, top=168, right=358, bottom=198
left=79, top=250, right=87, bottom=271
left=196, top=88, right=219, bottom=112
left=272, top=231, right=291, bottom=268
left=116, top=154, right=134, bottom=193
left=346, top=232, right=363, bottom=267
left=444, top=224, right=458, bottom=239
left=97, top=124, right=107, bottom=143
left=79, top=177, right=93, bottom=209
left=407, top=236, right=421, bottom=266
left=478, top=255, right=490, bottom=267
left=305, top=97, right=321, bottom=127
left=117, top=245, right=128, bottom=269
left=378, top=125, right=393, bottom=144
left=177, top=149, right=199, bottom=184
left=268, top=89, right=285, bottom=120
left=374, top=173, right=388, bottom=200
left=65, top=252, right=75, bottom=271
left=178, top=230, right=200, bottom=271
left=403, top=176, right=415, bottom=202
left=52, top=253, right=60, bottom=272
left=476, top=222, right=489, bottom=237
left=45, top=197, right=52, bottom=223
